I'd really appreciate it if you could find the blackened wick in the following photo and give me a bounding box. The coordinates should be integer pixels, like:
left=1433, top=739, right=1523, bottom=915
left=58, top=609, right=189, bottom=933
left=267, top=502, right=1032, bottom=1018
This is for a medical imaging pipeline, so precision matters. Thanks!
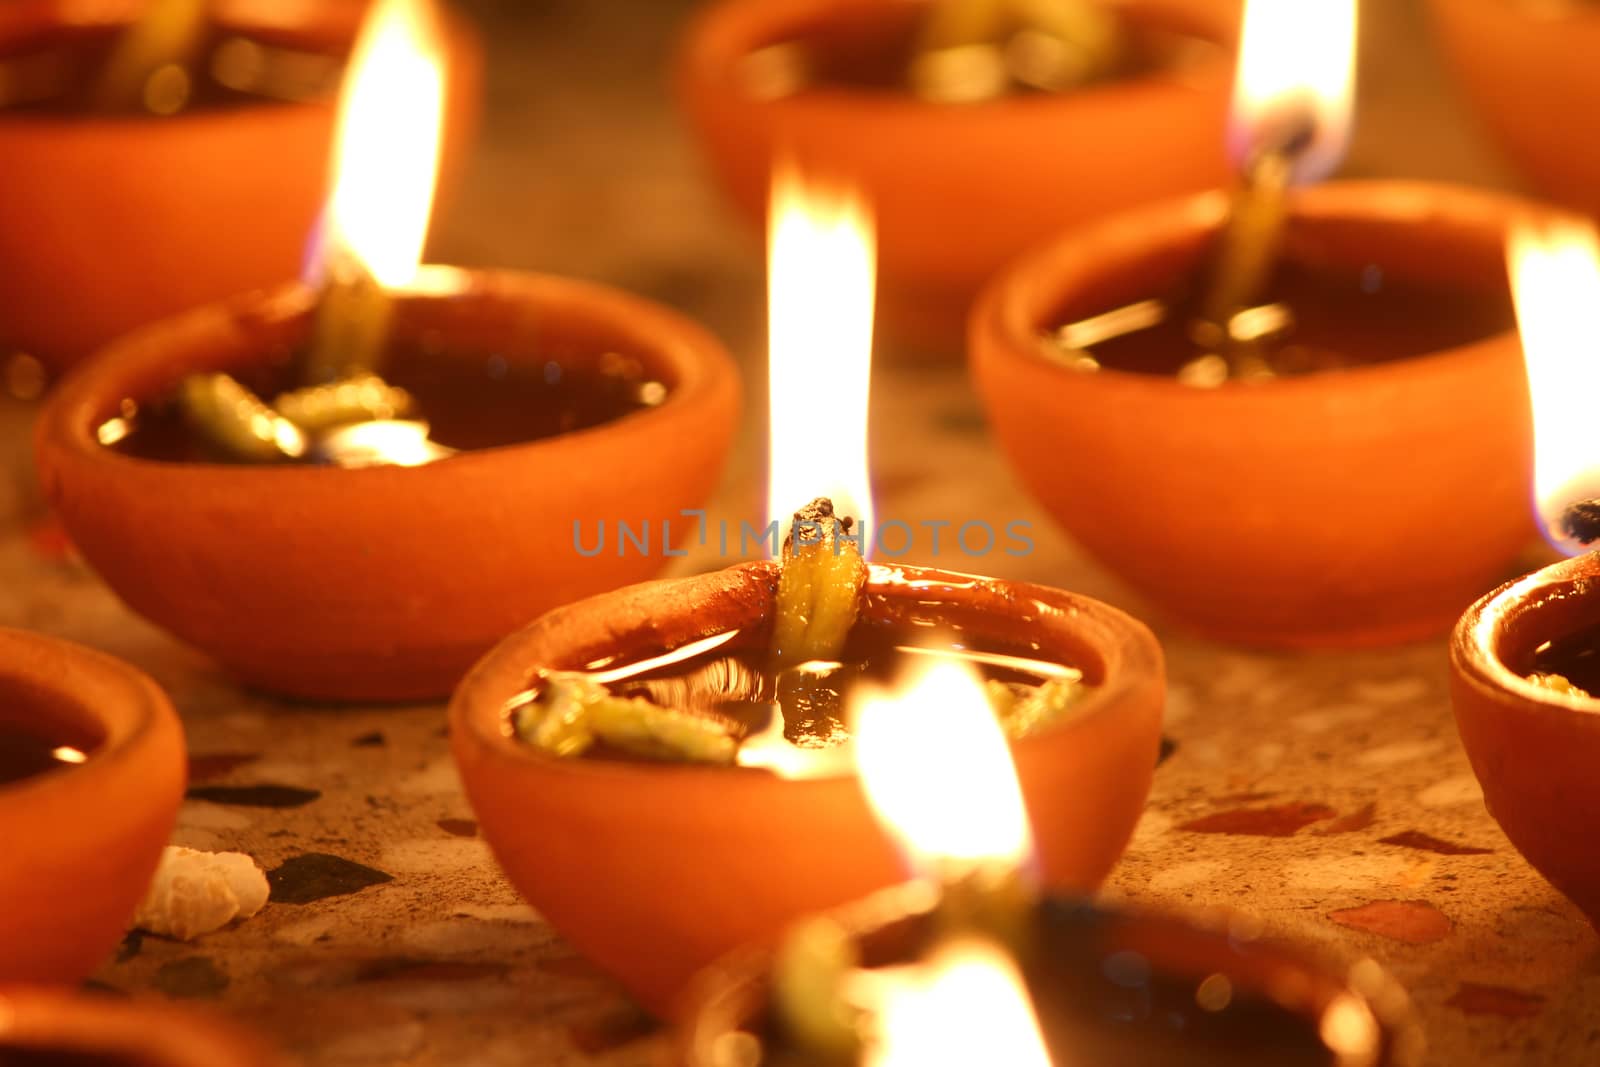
left=1561, top=499, right=1600, bottom=546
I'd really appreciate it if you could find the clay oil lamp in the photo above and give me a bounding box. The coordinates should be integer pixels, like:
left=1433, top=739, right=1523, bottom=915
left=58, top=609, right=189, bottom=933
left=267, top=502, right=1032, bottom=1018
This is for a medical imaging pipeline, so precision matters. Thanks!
left=1426, top=0, right=1600, bottom=218
left=34, top=0, right=740, bottom=702
left=1450, top=216, right=1600, bottom=928
left=450, top=168, right=1165, bottom=1015
left=677, top=0, right=1239, bottom=350
left=677, top=661, right=1423, bottom=1066
left=0, top=627, right=186, bottom=985
left=0, top=987, right=284, bottom=1067
left=972, top=0, right=1538, bottom=647
left=0, top=0, right=481, bottom=376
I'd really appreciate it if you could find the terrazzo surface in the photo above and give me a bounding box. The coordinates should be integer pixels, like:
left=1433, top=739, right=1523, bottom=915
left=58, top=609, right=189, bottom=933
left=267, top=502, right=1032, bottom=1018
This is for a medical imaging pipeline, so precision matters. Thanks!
left=2, top=1, right=1595, bottom=1064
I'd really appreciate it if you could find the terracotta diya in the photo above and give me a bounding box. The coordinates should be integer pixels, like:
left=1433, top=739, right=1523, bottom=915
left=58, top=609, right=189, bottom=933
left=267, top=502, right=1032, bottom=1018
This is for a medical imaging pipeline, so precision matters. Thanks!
left=35, top=0, right=739, bottom=701
left=969, top=0, right=1538, bottom=645
left=0, top=0, right=481, bottom=374
left=0, top=627, right=186, bottom=984
left=450, top=557, right=1165, bottom=1015
left=452, top=163, right=1162, bottom=1014
left=1448, top=216, right=1600, bottom=928
left=34, top=268, right=741, bottom=701
left=1452, top=550, right=1600, bottom=927
left=1426, top=0, right=1600, bottom=219
left=972, top=180, right=1536, bottom=647
left=678, top=884, right=1424, bottom=1066
left=0, top=987, right=284, bottom=1067
left=677, top=0, right=1237, bottom=349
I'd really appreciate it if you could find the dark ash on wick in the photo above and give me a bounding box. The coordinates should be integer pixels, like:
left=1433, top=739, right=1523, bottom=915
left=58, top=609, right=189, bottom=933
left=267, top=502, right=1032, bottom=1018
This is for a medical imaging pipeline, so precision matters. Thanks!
left=792, top=497, right=853, bottom=533
left=1561, top=499, right=1600, bottom=546
left=782, top=497, right=856, bottom=557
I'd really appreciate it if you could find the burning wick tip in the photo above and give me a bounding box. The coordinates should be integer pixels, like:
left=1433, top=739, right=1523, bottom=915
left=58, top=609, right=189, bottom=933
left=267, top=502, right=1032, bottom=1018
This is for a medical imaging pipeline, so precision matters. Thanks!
left=1560, top=499, right=1600, bottom=546
left=792, top=496, right=854, bottom=532
left=1244, top=105, right=1318, bottom=169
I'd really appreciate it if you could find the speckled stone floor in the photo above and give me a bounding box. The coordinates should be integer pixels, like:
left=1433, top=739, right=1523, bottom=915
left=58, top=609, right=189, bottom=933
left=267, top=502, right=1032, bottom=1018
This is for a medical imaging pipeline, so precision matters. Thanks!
left=3, top=1, right=1597, bottom=1064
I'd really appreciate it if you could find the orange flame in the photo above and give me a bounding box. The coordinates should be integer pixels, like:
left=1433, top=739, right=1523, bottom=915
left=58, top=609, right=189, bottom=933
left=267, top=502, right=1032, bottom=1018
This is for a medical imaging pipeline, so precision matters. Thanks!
left=1508, top=217, right=1600, bottom=556
left=852, top=657, right=1033, bottom=876
left=1230, top=0, right=1358, bottom=182
left=766, top=164, right=876, bottom=550
left=865, top=939, right=1053, bottom=1067
left=319, top=0, right=446, bottom=286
